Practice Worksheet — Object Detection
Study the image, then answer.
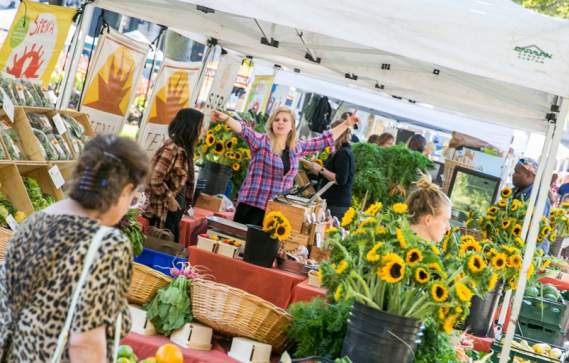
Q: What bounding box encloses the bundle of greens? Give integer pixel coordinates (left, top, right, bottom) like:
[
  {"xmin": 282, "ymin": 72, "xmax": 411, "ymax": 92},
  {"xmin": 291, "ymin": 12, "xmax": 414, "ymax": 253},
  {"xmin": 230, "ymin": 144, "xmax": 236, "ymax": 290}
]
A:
[
  {"xmin": 414, "ymin": 319, "xmax": 461, "ymax": 363},
  {"xmin": 287, "ymin": 298, "xmax": 352, "ymax": 359},
  {"xmin": 0, "ymin": 73, "xmax": 51, "ymax": 107},
  {"xmin": 117, "ymin": 209, "xmax": 144, "ymax": 256},
  {"xmin": 145, "ymin": 273, "xmax": 193, "ymax": 336},
  {"xmin": 24, "ymin": 177, "xmax": 54, "ymax": 211},
  {"xmin": 0, "ymin": 120, "xmax": 24, "ymax": 160},
  {"xmin": 351, "ymin": 143, "xmax": 433, "ymax": 207},
  {"xmin": 0, "ymin": 192, "xmax": 16, "ymax": 228},
  {"xmin": 61, "ymin": 114, "xmax": 86, "ymax": 154}
]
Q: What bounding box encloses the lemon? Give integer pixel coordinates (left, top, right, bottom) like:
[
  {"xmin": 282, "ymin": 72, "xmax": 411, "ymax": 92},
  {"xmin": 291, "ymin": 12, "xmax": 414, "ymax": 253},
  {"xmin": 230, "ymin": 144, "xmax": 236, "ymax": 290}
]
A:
[{"xmin": 14, "ymin": 211, "xmax": 26, "ymax": 223}]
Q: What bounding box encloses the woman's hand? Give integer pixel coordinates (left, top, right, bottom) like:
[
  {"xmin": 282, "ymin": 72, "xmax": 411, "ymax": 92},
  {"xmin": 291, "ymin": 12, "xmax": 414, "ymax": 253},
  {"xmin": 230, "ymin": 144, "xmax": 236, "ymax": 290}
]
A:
[
  {"xmin": 167, "ymin": 196, "xmax": 180, "ymax": 212},
  {"xmin": 344, "ymin": 112, "xmax": 359, "ymax": 127},
  {"xmin": 211, "ymin": 110, "xmax": 230, "ymax": 123},
  {"xmin": 305, "ymin": 161, "xmax": 323, "ymax": 175}
]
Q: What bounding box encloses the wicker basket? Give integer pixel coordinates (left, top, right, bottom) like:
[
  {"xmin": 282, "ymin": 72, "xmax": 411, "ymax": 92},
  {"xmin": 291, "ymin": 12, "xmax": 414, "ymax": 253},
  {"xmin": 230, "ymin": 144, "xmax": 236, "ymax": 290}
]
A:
[
  {"xmin": 190, "ymin": 279, "xmax": 292, "ymax": 352},
  {"xmin": 0, "ymin": 227, "xmax": 12, "ymax": 261},
  {"xmin": 127, "ymin": 262, "xmax": 172, "ymax": 305}
]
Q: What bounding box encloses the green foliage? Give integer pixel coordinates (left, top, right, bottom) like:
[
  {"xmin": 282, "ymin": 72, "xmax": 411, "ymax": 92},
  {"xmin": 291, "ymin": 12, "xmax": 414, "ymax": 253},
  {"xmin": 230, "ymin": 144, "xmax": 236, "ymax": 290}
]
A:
[
  {"xmin": 117, "ymin": 209, "xmax": 145, "ymax": 257},
  {"xmin": 513, "ymin": 0, "xmax": 569, "ymax": 18},
  {"xmin": 352, "ymin": 143, "xmax": 433, "ymax": 206},
  {"xmin": 287, "ymin": 298, "xmax": 352, "ymax": 359},
  {"xmin": 414, "ymin": 319, "xmax": 461, "ymax": 363},
  {"xmin": 24, "ymin": 177, "xmax": 53, "ymax": 211},
  {"xmin": 145, "ymin": 276, "xmax": 192, "ymax": 336}
]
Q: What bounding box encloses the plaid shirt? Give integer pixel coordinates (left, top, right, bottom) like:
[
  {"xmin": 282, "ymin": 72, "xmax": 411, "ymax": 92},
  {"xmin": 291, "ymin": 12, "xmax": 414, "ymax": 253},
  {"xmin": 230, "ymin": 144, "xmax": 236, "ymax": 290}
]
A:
[
  {"xmin": 144, "ymin": 139, "xmax": 194, "ymax": 227},
  {"xmin": 238, "ymin": 121, "xmax": 334, "ymax": 210}
]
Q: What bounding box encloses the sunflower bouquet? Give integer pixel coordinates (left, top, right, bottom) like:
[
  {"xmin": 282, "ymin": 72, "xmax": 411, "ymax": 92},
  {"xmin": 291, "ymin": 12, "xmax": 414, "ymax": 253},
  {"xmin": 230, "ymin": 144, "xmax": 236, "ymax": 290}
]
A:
[
  {"xmin": 303, "ymin": 146, "xmax": 332, "ymax": 169},
  {"xmin": 262, "ymin": 211, "xmax": 293, "ymax": 241},
  {"xmin": 320, "ymin": 202, "xmax": 484, "ymax": 334}
]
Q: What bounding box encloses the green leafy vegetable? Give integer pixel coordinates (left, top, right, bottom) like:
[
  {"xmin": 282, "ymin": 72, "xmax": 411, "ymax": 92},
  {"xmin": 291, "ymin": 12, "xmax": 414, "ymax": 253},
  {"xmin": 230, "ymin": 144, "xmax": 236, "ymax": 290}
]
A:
[
  {"xmin": 145, "ymin": 276, "xmax": 192, "ymax": 336},
  {"xmin": 414, "ymin": 319, "xmax": 461, "ymax": 363},
  {"xmin": 117, "ymin": 208, "xmax": 144, "ymax": 256},
  {"xmin": 287, "ymin": 298, "xmax": 351, "ymax": 358},
  {"xmin": 24, "ymin": 177, "xmax": 53, "ymax": 211}
]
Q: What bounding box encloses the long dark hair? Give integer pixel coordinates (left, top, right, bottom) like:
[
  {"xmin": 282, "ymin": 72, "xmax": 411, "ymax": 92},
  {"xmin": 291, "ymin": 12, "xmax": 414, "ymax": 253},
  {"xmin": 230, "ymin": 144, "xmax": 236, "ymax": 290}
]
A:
[{"xmin": 168, "ymin": 108, "xmax": 204, "ymax": 153}]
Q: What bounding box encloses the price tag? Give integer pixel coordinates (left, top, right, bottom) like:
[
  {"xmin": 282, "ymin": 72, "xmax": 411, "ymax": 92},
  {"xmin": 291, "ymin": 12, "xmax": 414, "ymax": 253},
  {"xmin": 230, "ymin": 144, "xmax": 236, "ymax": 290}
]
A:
[
  {"xmin": 47, "ymin": 90, "xmax": 58, "ymax": 105},
  {"xmin": 5, "ymin": 214, "xmax": 18, "ymax": 231},
  {"xmin": 2, "ymin": 90, "xmax": 14, "ymax": 123},
  {"xmin": 49, "ymin": 165, "xmax": 65, "ymax": 189},
  {"xmin": 52, "ymin": 114, "xmax": 67, "ymax": 135}
]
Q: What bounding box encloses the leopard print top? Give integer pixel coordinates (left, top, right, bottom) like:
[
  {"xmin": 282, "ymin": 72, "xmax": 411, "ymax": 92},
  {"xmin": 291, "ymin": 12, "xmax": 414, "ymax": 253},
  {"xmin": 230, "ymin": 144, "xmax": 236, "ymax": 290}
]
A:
[{"xmin": 0, "ymin": 212, "xmax": 132, "ymax": 362}]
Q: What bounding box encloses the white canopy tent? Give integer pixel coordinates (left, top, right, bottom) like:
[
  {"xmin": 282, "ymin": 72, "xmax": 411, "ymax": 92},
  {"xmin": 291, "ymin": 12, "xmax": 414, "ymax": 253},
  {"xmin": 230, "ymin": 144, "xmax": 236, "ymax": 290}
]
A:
[{"xmin": 82, "ymin": 0, "xmax": 569, "ymax": 360}]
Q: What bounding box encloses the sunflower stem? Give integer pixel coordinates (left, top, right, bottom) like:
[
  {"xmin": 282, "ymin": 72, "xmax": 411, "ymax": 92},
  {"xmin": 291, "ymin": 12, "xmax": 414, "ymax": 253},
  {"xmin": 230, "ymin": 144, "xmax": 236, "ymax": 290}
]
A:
[
  {"xmin": 350, "ymin": 271, "xmax": 373, "ymax": 300},
  {"xmin": 405, "ymin": 294, "xmax": 429, "ymax": 317},
  {"xmin": 351, "ymin": 290, "xmax": 381, "ymax": 310}
]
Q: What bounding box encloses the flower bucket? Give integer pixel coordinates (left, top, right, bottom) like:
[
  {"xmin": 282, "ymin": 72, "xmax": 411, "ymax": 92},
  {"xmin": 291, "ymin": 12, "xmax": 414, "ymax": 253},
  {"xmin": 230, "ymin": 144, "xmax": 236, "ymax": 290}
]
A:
[
  {"xmin": 196, "ymin": 160, "xmax": 232, "ymax": 196},
  {"xmin": 342, "ymin": 301, "xmax": 423, "ymax": 363},
  {"xmin": 464, "ymin": 283, "xmax": 502, "ymax": 337},
  {"xmin": 244, "ymin": 225, "xmax": 280, "ymax": 268}
]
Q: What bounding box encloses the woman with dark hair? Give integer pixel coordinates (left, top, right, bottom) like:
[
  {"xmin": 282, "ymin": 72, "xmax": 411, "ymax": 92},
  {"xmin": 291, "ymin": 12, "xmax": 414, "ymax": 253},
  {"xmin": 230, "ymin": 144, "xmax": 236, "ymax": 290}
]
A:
[
  {"xmin": 0, "ymin": 135, "xmax": 149, "ymax": 362},
  {"xmin": 144, "ymin": 108, "xmax": 204, "ymax": 241},
  {"xmin": 408, "ymin": 133, "xmax": 427, "ymax": 153}
]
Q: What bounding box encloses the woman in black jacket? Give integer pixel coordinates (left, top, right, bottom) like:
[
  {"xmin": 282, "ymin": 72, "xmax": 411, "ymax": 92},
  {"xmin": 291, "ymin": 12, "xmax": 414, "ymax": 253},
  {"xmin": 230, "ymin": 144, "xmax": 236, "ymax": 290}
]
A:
[{"xmin": 305, "ymin": 120, "xmax": 356, "ymax": 219}]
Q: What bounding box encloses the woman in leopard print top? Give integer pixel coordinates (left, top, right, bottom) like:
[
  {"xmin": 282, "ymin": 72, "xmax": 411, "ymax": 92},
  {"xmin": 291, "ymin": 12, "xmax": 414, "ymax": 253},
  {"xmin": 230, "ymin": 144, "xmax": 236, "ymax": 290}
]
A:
[{"xmin": 0, "ymin": 135, "xmax": 149, "ymax": 363}]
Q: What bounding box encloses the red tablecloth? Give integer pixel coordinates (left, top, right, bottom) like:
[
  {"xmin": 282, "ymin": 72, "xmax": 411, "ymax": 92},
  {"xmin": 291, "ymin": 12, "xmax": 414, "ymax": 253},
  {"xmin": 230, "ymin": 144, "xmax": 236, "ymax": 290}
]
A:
[
  {"xmin": 189, "ymin": 246, "xmax": 305, "ymax": 308},
  {"xmin": 122, "ymin": 333, "xmax": 238, "ymax": 363},
  {"xmin": 290, "ymin": 280, "xmax": 327, "ymax": 305},
  {"xmin": 539, "ymin": 276, "xmax": 569, "ymax": 291},
  {"xmin": 467, "ymin": 334, "xmax": 493, "ymax": 353},
  {"xmin": 179, "ymin": 208, "xmax": 235, "ymax": 247}
]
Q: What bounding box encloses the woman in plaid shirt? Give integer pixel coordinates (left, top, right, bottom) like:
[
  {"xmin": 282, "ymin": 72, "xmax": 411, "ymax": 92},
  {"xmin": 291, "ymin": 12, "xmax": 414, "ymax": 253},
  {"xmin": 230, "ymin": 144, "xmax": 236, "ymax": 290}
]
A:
[{"xmin": 212, "ymin": 107, "xmax": 358, "ymax": 226}]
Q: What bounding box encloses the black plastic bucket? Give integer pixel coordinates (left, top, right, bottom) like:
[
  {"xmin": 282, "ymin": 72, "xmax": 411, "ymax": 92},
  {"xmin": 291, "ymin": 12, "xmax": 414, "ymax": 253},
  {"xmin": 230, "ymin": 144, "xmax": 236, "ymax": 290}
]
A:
[
  {"xmin": 464, "ymin": 284, "xmax": 502, "ymax": 337},
  {"xmin": 342, "ymin": 302, "xmax": 423, "ymax": 363},
  {"xmin": 243, "ymin": 225, "xmax": 280, "ymax": 268},
  {"xmin": 196, "ymin": 161, "xmax": 233, "ymax": 196}
]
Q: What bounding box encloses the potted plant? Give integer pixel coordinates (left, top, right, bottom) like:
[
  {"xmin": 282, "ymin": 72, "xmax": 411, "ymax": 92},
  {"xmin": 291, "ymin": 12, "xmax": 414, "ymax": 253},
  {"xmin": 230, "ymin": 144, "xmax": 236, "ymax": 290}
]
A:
[
  {"xmin": 320, "ymin": 202, "xmax": 497, "ymax": 363},
  {"xmin": 244, "ymin": 211, "xmax": 292, "ymax": 268}
]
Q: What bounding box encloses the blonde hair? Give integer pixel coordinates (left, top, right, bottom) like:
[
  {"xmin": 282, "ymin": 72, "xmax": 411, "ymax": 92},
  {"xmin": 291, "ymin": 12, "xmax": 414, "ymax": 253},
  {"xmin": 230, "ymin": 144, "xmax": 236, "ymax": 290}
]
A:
[
  {"xmin": 331, "ymin": 120, "xmax": 350, "ymax": 148},
  {"xmin": 266, "ymin": 106, "xmax": 297, "ymax": 151},
  {"xmin": 406, "ymin": 174, "xmax": 451, "ymax": 224}
]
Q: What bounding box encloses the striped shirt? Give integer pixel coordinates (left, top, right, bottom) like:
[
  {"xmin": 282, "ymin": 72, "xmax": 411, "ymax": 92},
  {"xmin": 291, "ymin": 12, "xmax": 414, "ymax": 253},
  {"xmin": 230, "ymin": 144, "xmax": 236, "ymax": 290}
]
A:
[{"xmin": 237, "ymin": 121, "xmax": 334, "ymax": 210}]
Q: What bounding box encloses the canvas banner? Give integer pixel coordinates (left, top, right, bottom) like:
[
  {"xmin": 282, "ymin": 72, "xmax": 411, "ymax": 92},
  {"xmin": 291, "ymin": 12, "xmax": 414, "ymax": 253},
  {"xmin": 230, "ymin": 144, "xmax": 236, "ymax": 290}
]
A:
[
  {"xmin": 243, "ymin": 74, "xmax": 274, "ymax": 113},
  {"xmin": 80, "ymin": 29, "xmax": 148, "ymax": 134},
  {"xmin": 0, "ymin": 2, "xmax": 76, "ymax": 86},
  {"xmin": 138, "ymin": 58, "xmax": 202, "ymax": 153}
]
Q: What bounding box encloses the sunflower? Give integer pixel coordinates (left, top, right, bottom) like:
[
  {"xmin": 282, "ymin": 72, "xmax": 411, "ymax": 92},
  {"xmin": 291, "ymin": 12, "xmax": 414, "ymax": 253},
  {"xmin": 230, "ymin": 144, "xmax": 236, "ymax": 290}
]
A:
[
  {"xmin": 431, "ymin": 282, "xmax": 449, "ymax": 302},
  {"xmin": 366, "ymin": 243, "xmax": 383, "ymax": 262},
  {"xmin": 213, "ymin": 141, "xmax": 225, "ymax": 155},
  {"xmin": 562, "ymin": 201, "xmax": 569, "ymax": 209},
  {"xmin": 501, "ymin": 220, "xmax": 512, "ymax": 230},
  {"xmin": 491, "ymin": 253, "xmax": 507, "ymax": 270},
  {"xmin": 324, "ymin": 146, "xmax": 331, "ymax": 153},
  {"xmin": 334, "ymin": 285, "xmax": 343, "ymax": 301},
  {"xmin": 508, "ymin": 277, "xmax": 518, "ymax": 290},
  {"xmin": 378, "ymin": 258, "xmax": 406, "ymax": 283},
  {"xmin": 443, "ymin": 315, "xmax": 457, "ymax": 334},
  {"xmin": 232, "ymin": 163, "xmax": 241, "ymax": 172},
  {"xmin": 341, "ymin": 207, "xmax": 356, "ymax": 227},
  {"xmin": 497, "ymin": 199, "xmax": 507, "ymax": 208},
  {"xmin": 200, "ymin": 144, "xmax": 208, "ymax": 154},
  {"xmin": 487, "ymin": 206, "xmax": 498, "ymax": 215},
  {"xmin": 460, "ymin": 235, "xmax": 476, "ymax": 244},
  {"xmin": 507, "ymin": 254, "xmax": 522, "ymax": 269},
  {"xmin": 226, "ymin": 151, "xmax": 235, "ymax": 159},
  {"xmin": 428, "ymin": 262, "xmax": 444, "ymax": 274},
  {"xmin": 414, "ymin": 267, "xmax": 430, "ymax": 284},
  {"xmin": 455, "ymin": 282, "xmax": 474, "ymax": 302},
  {"xmin": 540, "ymin": 226, "xmax": 552, "ymax": 237},
  {"xmin": 406, "ymin": 248, "xmax": 423, "ymax": 265},
  {"xmin": 392, "ymin": 203, "xmax": 408, "ymax": 214},
  {"xmin": 326, "ymin": 227, "xmax": 339, "ymax": 235},
  {"xmin": 365, "ymin": 202, "xmax": 383, "ymax": 216},
  {"xmin": 335, "ymin": 260, "xmax": 349, "ymax": 274},
  {"xmin": 540, "ymin": 260, "xmax": 552, "ymax": 272},
  {"xmin": 550, "ymin": 232, "xmax": 558, "ymax": 242},
  {"xmin": 527, "ymin": 263, "xmax": 535, "ymax": 278},
  {"xmin": 438, "ymin": 305, "xmax": 450, "ymax": 321},
  {"xmin": 396, "ymin": 228, "xmax": 407, "ymax": 248},
  {"xmin": 314, "ymin": 159, "xmax": 324, "ymax": 167},
  {"xmin": 214, "ymin": 124, "xmax": 222, "ymax": 132},
  {"xmin": 511, "ymin": 199, "xmax": 522, "ymax": 211},
  {"xmin": 441, "ymin": 238, "xmax": 449, "ymax": 253},
  {"xmin": 375, "ymin": 225, "xmax": 387, "ymax": 235},
  {"xmin": 431, "ymin": 245, "xmax": 441, "ymax": 256},
  {"xmin": 467, "ymin": 254, "xmax": 486, "ymax": 273},
  {"xmin": 224, "ymin": 124, "xmax": 231, "ymax": 131},
  {"xmin": 488, "ymin": 272, "xmax": 498, "ymax": 291},
  {"xmin": 459, "ymin": 239, "xmax": 482, "ymax": 257},
  {"xmin": 515, "ymin": 237, "xmax": 525, "ymax": 247},
  {"xmin": 234, "ymin": 152, "xmax": 242, "ymax": 161},
  {"xmin": 205, "ymin": 134, "xmax": 215, "ymax": 146},
  {"xmin": 360, "ymin": 217, "xmax": 378, "ymax": 229},
  {"xmin": 512, "ymin": 224, "xmax": 522, "ymax": 237},
  {"xmin": 501, "ymin": 187, "xmax": 512, "ymax": 199},
  {"xmin": 556, "ymin": 208, "xmax": 566, "ymax": 217},
  {"xmin": 444, "ymin": 229, "xmax": 452, "ymax": 239}
]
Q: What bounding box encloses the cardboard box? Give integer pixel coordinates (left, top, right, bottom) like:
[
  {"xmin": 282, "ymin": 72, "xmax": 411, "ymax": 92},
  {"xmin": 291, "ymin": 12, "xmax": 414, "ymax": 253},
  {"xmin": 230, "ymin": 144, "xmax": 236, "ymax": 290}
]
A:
[
  {"xmin": 266, "ymin": 200, "xmax": 311, "ymax": 233},
  {"xmin": 195, "ymin": 193, "xmax": 223, "ymax": 212},
  {"xmin": 310, "ymin": 246, "xmax": 331, "ymax": 262},
  {"xmin": 197, "ymin": 235, "xmax": 218, "ymax": 253},
  {"xmin": 216, "ymin": 242, "xmax": 239, "ymax": 259},
  {"xmin": 282, "ymin": 232, "xmax": 310, "ymax": 253}
]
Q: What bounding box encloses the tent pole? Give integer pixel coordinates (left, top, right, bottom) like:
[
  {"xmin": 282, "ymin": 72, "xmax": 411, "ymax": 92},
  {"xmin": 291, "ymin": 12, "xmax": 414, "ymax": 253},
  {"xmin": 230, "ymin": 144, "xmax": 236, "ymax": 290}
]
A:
[
  {"xmin": 57, "ymin": 3, "xmax": 95, "ymax": 110},
  {"xmin": 499, "ymin": 98, "xmax": 568, "ymax": 362},
  {"xmin": 191, "ymin": 43, "xmax": 217, "ymax": 107}
]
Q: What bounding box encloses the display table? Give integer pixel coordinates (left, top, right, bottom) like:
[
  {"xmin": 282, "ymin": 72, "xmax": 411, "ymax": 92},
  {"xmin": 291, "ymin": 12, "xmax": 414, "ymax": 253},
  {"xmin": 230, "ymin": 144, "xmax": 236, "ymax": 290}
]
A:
[
  {"xmin": 290, "ymin": 280, "xmax": 327, "ymax": 304},
  {"xmin": 189, "ymin": 246, "xmax": 305, "ymax": 308},
  {"xmin": 122, "ymin": 333, "xmax": 239, "ymax": 363},
  {"xmin": 179, "ymin": 208, "xmax": 234, "ymax": 247}
]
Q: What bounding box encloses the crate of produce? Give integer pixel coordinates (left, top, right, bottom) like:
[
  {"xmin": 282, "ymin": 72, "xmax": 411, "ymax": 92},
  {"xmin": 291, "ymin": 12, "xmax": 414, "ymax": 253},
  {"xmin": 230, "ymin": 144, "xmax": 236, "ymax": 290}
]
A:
[
  {"xmin": 133, "ymin": 247, "xmax": 187, "ymax": 277},
  {"xmin": 520, "ymin": 297, "xmax": 568, "ymax": 330},
  {"xmin": 0, "ymin": 163, "xmax": 33, "ymax": 217},
  {"xmin": 491, "ymin": 335, "xmax": 566, "ymax": 363},
  {"xmin": 516, "ymin": 318, "xmax": 562, "ymax": 346},
  {"xmin": 18, "ymin": 164, "xmax": 63, "ymax": 209}
]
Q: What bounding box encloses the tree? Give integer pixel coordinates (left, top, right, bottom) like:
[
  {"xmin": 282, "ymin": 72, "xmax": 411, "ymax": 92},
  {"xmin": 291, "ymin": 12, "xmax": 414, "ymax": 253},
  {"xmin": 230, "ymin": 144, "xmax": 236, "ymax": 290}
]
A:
[{"xmin": 513, "ymin": 0, "xmax": 569, "ymax": 18}]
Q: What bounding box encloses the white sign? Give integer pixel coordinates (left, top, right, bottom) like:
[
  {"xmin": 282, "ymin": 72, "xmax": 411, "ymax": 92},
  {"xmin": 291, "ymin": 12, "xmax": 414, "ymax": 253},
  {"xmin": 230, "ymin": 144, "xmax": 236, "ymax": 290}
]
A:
[
  {"xmin": 2, "ymin": 89, "xmax": 15, "ymax": 123},
  {"xmin": 5, "ymin": 214, "xmax": 18, "ymax": 231},
  {"xmin": 48, "ymin": 165, "xmax": 65, "ymax": 189},
  {"xmin": 52, "ymin": 114, "xmax": 67, "ymax": 135}
]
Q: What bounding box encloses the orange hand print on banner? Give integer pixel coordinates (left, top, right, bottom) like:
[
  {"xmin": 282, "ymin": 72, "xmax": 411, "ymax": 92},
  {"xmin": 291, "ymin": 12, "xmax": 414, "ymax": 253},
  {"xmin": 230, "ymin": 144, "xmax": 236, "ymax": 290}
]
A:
[
  {"xmin": 6, "ymin": 44, "xmax": 45, "ymax": 78},
  {"xmin": 148, "ymin": 71, "xmax": 190, "ymax": 125},
  {"xmin": 83, "ymin": 46, "xmax": 134, "ymax": 115}
]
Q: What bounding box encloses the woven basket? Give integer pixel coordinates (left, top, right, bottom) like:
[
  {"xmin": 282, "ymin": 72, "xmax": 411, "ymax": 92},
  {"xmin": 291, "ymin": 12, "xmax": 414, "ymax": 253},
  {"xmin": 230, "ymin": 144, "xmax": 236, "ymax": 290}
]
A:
[
  {"xmin": 127, "ymin": 262, "xmax": 172, "ymax": 305},
  {"xmin": 0, "ymin": 227, "xmax": 12, "ymax": 261},
  {"xmin": 190, "ymin": 279, "xmax": 292, "ymax": 352}
]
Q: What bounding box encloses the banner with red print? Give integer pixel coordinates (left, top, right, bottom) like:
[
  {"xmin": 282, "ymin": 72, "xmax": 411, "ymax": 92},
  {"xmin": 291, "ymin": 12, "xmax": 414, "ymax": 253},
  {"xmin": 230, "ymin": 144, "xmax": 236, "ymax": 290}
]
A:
[{"xmin": 0, "ymin": 2, "xmax": 76, "ymax": 87}]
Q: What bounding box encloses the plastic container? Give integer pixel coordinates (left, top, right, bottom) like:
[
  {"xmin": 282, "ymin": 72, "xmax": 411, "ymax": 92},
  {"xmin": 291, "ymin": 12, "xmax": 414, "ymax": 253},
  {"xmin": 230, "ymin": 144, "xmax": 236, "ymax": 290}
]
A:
[
  {"xmin": 516, "ymin": 317, "xmax": 562, "ymax": 346},
  {"xmin": 491, "ymin": 335, "xmax": 566, "ymax": 363},
  {"xmin": 196, "ymin": 161, "xmax": 232, "ymax": 196},
  {"xmin": 133, "ymin": 247, "xmax": 187, "ymax": 277},
  {"xmin": 244, "ymin": 225, "xmax": 280, "ymax": 268},
  {"xmin": 520, "ymin": 297, "xmax": 568, "ymax": 330}
]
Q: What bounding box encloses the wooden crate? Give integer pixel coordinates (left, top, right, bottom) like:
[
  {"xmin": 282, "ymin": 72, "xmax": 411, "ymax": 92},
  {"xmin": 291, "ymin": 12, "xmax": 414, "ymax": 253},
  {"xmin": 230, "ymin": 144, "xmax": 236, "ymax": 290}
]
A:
[
  {"xmin": 17, "ymin": 163, "xmax": 64, "ymax": 202},
  {"xmin": 0, "ymin": 227, "xmax": 12, "ymax": 260},
  {"xmin": 195, "ymin": 193, "xmax": 223, "ymax": 212},
  {"xmin": 282, "ymin": 231, "xmax": 310, "ymax": 253},
  {"xmin": 60, "ymin": 109, "xmax": 95, "ymax": 137},
  {"xmin": 0, "ymin": 163, "xmax": 33, "ymax": 215},
  {"xmin": 48, "ymin": 160, "xmax": 77, "ymax": 192},
  {"xmin": 266, "ymin": 200, "xmax": 311, "ymax": 233},
  {"xmin": 309, "ymin": 246, "xmax": 330, "ymax": 262}
]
